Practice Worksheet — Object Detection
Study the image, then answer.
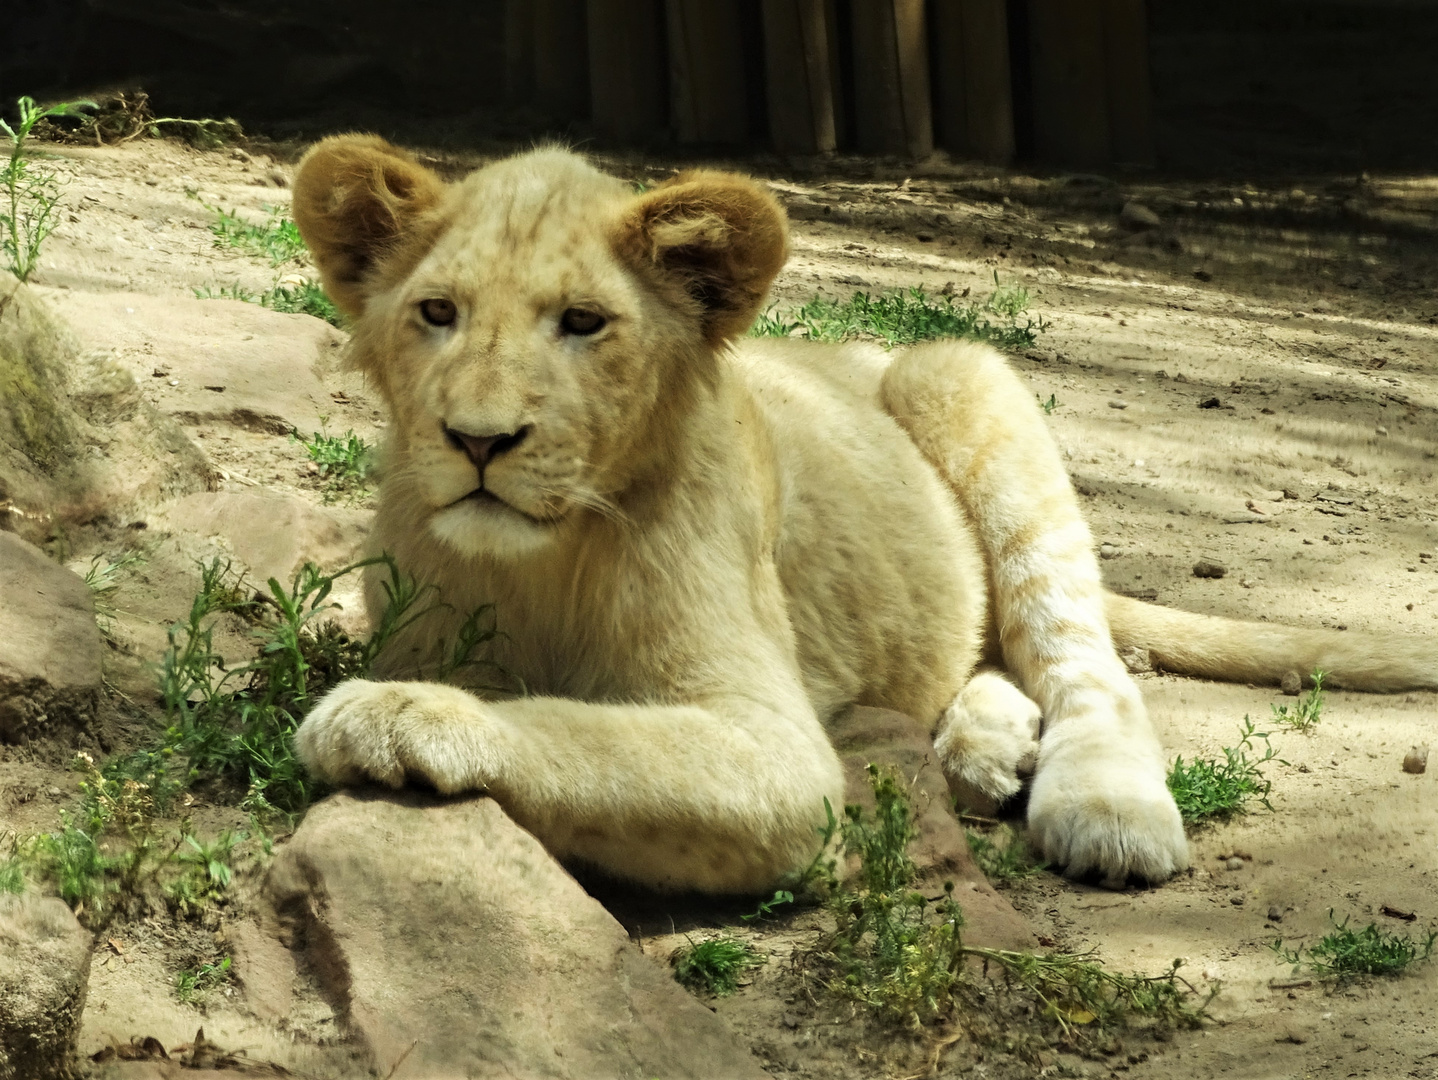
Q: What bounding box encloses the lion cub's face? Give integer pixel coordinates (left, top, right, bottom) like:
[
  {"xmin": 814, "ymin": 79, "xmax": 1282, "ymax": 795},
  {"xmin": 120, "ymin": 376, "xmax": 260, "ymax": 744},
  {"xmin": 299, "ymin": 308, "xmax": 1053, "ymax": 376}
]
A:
[{"xmin": 294, "ymin": 139, "xmax": 788, "ymax": 561}]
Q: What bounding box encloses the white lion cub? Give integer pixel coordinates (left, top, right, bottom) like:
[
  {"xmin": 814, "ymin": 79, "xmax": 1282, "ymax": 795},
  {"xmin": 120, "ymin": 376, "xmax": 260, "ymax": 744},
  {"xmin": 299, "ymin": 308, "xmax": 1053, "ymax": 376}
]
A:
[{"xmin": 289, "ymin": 136, "xmax": 1435, "ymax": 893}]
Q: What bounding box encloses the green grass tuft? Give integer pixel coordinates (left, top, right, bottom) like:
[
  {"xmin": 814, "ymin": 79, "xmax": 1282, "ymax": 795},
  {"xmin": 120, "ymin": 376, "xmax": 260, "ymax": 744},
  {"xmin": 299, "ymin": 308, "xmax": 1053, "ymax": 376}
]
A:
[
  {"xmin": 202, "ymin": 202, "xmax": 306, "ymax": 266},
  {"xmin": 1167, "ymin": 717, "xmax": 1279, "ymax": 826},
  {"xmin": 672, "ymin": 936, "xmax": 766, "ymax": 996},
  {"xmin": 1036, "ymin": 393, "xmax": 1060, "ymax": 415},
  {"xmin": 291, "ymin": 424, "xmax": 374, "ymax": 496},
  {"xmin": 1273, "ymin": 912, "xmax": 1437, "ymax": 980},
  {"xmin": 194, "ymin": 279, "xmax": 342, "ymax": 327},
  {"xmin": 175, "ymin": 956, "xmax": 232, "ymax": 1004},
  {"xmin": 1270, "ymin": 669, "xmax": 1326, "ymax": 734},
  {"xmin": 750, "ymin": 279, "xmax": 1048, "ymax": 350}
]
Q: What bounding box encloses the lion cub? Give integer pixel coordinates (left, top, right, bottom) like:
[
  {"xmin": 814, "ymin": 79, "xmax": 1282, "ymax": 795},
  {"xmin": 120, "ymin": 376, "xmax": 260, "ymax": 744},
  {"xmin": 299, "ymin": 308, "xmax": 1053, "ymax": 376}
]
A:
[{"xmin": 290, "ymin": 137, "xmax": 1435, "ymax": 893}]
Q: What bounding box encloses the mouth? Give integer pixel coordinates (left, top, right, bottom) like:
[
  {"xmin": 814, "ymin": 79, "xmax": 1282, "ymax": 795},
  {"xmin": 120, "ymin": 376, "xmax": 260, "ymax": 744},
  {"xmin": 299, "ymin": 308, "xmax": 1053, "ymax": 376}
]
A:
[{"xmin": 453, "ymin": 486, "xmax": 548, "ymax": 526}]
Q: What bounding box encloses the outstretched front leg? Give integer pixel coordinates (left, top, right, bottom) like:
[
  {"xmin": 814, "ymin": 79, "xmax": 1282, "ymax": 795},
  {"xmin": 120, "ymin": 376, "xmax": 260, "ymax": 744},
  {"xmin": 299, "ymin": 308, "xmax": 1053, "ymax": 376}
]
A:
[
  {"xmin": 295, "ymin": 679, "xmax": 844, "ymax": 894},
  {"xmin": 883, "ymin": 340, "xmax": 1187, "ymax": 887}
]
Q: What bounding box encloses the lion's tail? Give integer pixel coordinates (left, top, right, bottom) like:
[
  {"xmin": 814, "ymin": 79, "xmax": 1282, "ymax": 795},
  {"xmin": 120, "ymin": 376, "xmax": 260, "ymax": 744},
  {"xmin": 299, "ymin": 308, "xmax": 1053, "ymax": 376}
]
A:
[{"xmin": 1105, "ymin": 593, "xmax": 1437, "ymax": 692}]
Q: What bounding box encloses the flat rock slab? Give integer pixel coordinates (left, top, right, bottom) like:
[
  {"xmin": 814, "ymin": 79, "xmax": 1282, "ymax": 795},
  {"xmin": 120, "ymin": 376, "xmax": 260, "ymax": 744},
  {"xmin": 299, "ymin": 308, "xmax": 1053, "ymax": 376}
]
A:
[
  {"xmin": 0, "ymin": 531, "xmax": 103, "ymax": 742},
  {"xmin": 153, "ymin": 491, "xmax": 371, "ymax": 588},
  {"xmin": 831, "ymin": 706, "xmax": 1035, "ymax": 951},
  {"xmin": 0, "ymin": 894, "xmax": 94, "ymax": 1080},
  {"xmin": 44, "ymin": 292, "xmax": 346, "ymax": 436},
  {"xmin": 266, "ymin": 791, "xmax": 768, "ymax": 1080}
]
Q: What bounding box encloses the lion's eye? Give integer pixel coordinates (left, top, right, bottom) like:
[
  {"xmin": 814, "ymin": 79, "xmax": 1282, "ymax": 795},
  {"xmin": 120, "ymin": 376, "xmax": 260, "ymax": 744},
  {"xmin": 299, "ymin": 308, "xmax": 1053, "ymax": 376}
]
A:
[
  {"xmin": 560, "ymin": 307, "xmax": 606, "ymax": 336},
  {"xmin": 420, "ymin": 298, "xmax": 457, "ymax": 327}
]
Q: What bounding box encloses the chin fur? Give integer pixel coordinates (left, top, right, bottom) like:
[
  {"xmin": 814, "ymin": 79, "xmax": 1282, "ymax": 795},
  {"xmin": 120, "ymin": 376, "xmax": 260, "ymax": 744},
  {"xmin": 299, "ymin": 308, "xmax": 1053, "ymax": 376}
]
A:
[{"xmin": 431, "ymin": 498, "xmax": 556, "ymax": 559}]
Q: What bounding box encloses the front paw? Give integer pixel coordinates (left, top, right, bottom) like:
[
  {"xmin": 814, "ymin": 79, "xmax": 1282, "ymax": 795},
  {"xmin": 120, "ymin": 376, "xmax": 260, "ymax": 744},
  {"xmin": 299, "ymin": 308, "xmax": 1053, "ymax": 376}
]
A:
[
  {"xmin": 295, "ymin": 679, "xmax": 499, "ymax": 794},
  {"xmin": 1027, "ymin": 723, "xmax": 1188, "ymax": 889}
]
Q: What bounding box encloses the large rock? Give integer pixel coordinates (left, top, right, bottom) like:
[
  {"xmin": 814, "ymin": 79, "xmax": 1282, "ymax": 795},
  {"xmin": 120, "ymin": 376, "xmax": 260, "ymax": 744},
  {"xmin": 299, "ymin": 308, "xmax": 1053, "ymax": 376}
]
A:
[
  {"xmin": 0, "ymin": 273, "xmax": 211, "ymax": 544},
  {"xmin": 265, "ymin": 791, "xmax": 769, "ymax": 1080},
  {"xmin": 0, "ymin": 532, "xmax": 103, "ymax": 743},
  {"xmin": 0, "ymin": 894, "xmax": 94, "ymax": 1080},
  {"xmin": 830, "ymin": 706, "xmax": 1035, "ymax": 951},
  {"xmin": 45, "ymin": 292, "xmax": 351, "ymax": 437},
  {"xmin": 153, "ymin": 491, "xmax": 371, "ymax": 588}
]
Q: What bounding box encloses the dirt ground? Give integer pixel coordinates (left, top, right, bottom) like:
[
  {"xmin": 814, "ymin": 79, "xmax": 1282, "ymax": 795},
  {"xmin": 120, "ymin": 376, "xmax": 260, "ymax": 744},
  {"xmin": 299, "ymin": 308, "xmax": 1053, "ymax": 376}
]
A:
[{"xmin": 5, "ymin": 133, "xmax": 1437, "ymax": 1079}]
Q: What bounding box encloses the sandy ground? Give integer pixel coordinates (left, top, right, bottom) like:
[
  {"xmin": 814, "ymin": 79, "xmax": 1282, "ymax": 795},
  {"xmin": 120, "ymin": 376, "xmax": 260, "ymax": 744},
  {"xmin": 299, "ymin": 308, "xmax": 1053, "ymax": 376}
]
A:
[{"xmin": 3, "ymin": 133, "xmax": 1437, "ymax": 1078}]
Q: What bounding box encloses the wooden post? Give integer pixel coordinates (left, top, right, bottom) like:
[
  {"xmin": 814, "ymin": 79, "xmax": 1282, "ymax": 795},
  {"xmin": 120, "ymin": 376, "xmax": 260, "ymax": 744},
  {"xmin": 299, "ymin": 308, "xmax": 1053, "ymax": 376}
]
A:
[
  {"xmin": 587, "ymin": 0, "xmax": 667, "ymax": 141},
  {"xmin": 760, "ymin": 0, "xmax": 837, "ymax": 153},
  {"xmin": 667, "ymin": 0, "xmax": 749, "ymax": 144},
  {"xmin": 850, "ymin": 0, "xmax": 933, "ymax": 158},
  {"xmin": 929, "ymin": 0, "xmax": 1014, "ymax": 163},
  {"xmin": 1025, "ymin": 0, "xmax": 1110, "ymax": 167},
  {"xmin": 533, "ymin": 0, "xmax": 590, "ymax": 120},
  {"xmin": 1102, "ymin": 0, "xmax": 1154, "ymax": 165}
]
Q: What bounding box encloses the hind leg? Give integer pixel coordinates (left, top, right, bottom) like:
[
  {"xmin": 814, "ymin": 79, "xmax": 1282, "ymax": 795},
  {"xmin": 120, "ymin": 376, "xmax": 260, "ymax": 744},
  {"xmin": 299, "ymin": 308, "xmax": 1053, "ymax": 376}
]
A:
[
  {"xmin": 883, "ymin": 340, "xmax": 1187, "ymax": 887},
  {"xmin": 936, "ymin": 670, "xmax": 1041, "ymax": 815}
]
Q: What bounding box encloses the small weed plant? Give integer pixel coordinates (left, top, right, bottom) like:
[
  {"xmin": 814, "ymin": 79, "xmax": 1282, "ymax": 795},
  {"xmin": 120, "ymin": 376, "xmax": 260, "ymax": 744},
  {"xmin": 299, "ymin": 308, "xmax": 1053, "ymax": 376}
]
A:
[
  {"xmin": 1167, "ymin": 717, "xmax": 1280, "ymax": 826},
  {"xmin": 10, "ymin": 554, "xmax": 502, "ymax": 924},
  {"xmin": 2, "ymin": 95, "xmax": 95, "ymax": 280},
  {"xmin": 1037, "ymin": 393, "xmax": 1060, "ymax": 415},
  {"xmin": 1273, "ymin": 911, "xmax": 1437, "ymax": 981},
  {"xmin": 1271, "ymin": 670, "xmax": 1326, "ymax": 734},
  {"xmin": 799, "ymin": 766, "xmax": 1210, "ymax": 1043},
  {"xmin": 966, "ymin": 825, "xmax": 1046, "ymax": 883},
  {"xmin": 291, "ymin": 424, "xmax": 375, "ymax": 496},
  {"xmin": 751, "ymin": 277, "xmax": 1048, "ymax": 350},
  {"xmin": 672, "ymin": 936, "xmax": 766, "ymax": 996}
]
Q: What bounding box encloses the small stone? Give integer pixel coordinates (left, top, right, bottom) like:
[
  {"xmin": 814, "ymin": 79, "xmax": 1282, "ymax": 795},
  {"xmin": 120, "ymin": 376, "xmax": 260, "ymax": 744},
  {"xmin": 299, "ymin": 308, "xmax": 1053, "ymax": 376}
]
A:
[
  {"xmin": 1193, "ymin": 559, "xmax": 1227, "ymax": 579},
  {"xmin": 1280, "ymin": 671, "xmax": 1303, "ymax": 696},
  {"xmin": 1198, "ymin": 396, "xmax": 1222, "ymax": 409},
  {"xmin": 1268, "ymin": 906, "xmax": 1283, "ymax": 922},
  {"xmin": 1376, "ymin": 426, "xmax": 1388, "ymax": 436},
  {"xmin": 1230, "ymin": 895, "xmax": 1246, "ymax": 905},
  {"xmin": 1120, "ymin": 201, "xmax": 1161, "ymax": 230},
  {"xmin": 1226, "ymin": 857, "xmax": 1244, "ymax": 871},
  {"xmin": 1099, "ymin": 543, "xmax": 1119, "ymax": 560},
  {"xmin": 1108, "ymin": 399, "xmax": 1128, "ymax": 409},
  {"xmin": 267, "ymin": 167, "xmax": 289, "ymax": 188},
  {"xmin": 1403, "ymin": 746, "xmax": 1429, "ymax": 775}
]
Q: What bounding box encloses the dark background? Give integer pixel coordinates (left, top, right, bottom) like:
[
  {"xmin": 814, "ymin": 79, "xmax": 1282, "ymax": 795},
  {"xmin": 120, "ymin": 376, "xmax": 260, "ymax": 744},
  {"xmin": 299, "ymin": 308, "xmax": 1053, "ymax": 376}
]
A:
[{"xmin": 5, "ymin": 0, "xmax": 1438, "ymax": 173}]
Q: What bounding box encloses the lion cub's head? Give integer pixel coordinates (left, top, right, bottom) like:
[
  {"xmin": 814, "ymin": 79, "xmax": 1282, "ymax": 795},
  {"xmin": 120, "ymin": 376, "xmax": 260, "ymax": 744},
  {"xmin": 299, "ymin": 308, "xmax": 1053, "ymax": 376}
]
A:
[{"xmin": 292, "ymin": 136, "xmax": 788, "ymax": 559}]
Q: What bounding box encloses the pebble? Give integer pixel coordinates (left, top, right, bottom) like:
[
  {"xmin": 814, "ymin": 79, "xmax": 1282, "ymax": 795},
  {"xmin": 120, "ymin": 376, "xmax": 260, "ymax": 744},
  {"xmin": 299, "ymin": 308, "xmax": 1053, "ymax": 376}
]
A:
[
  {"xmin": 1193, "ymin": 559, "xmax": 1227, "ymax": 579},
  {"xmin": 1403, "ymin": 745, "xmax": 1429, "ymax": 775},
  {"xmin": 1108, "ymin": 399, "xmax": 1128, "ymax": 409},
  {"xmin": 1120, "ymin": 201, "xmax": 1162, "ymax": 230},
  {"xmin": 1281, "ymin": 671, "xmax": 1303, "ymax": 696},
  {"xmin": 1231, "ymin": 895, "xmax": 1246, "ymax": 905},
  {"xmin": 1226, "ymin": 857, "xmax": 1244, "ymax": 871},
  {"xmin": 1268, "ymin": 906, "xmax": 1283, "ymax": 922},
  {"xmin": 1099, "ymin": 543, "xmax": 1119, "ymax": 560}
]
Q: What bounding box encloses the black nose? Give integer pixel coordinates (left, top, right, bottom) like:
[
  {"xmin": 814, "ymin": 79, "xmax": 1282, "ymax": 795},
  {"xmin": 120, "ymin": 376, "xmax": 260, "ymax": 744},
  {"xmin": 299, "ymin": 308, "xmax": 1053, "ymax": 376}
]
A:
[{"xmin": 444, "ymin": 425, "xmax": 530, "ymax": 469}]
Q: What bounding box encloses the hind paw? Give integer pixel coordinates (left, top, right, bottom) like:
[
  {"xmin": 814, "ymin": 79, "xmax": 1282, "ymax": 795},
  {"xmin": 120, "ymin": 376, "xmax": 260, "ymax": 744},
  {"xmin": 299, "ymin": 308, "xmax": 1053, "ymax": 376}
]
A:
[{"xmin": 935, "ymin": 672, "xmax": 1042, "ymax": 815}]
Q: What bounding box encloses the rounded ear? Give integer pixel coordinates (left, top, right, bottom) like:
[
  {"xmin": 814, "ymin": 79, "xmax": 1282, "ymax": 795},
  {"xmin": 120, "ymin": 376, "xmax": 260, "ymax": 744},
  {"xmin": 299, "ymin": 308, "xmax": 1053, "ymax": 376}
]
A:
[
  {"xmin": 292, "ymin": 134, "xmax": 447, "ymax": 318},
  {"xmin": 613, "ymin": 171, "xmax": 789, "ymax": 344}
]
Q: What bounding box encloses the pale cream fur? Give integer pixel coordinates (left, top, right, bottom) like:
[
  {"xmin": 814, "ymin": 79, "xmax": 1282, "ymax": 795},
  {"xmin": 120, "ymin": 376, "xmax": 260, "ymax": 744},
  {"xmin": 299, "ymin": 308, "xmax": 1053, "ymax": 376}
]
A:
[{"xmin": 290, "ymin": 140, "xmax": 1435, "ymax": 894}]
